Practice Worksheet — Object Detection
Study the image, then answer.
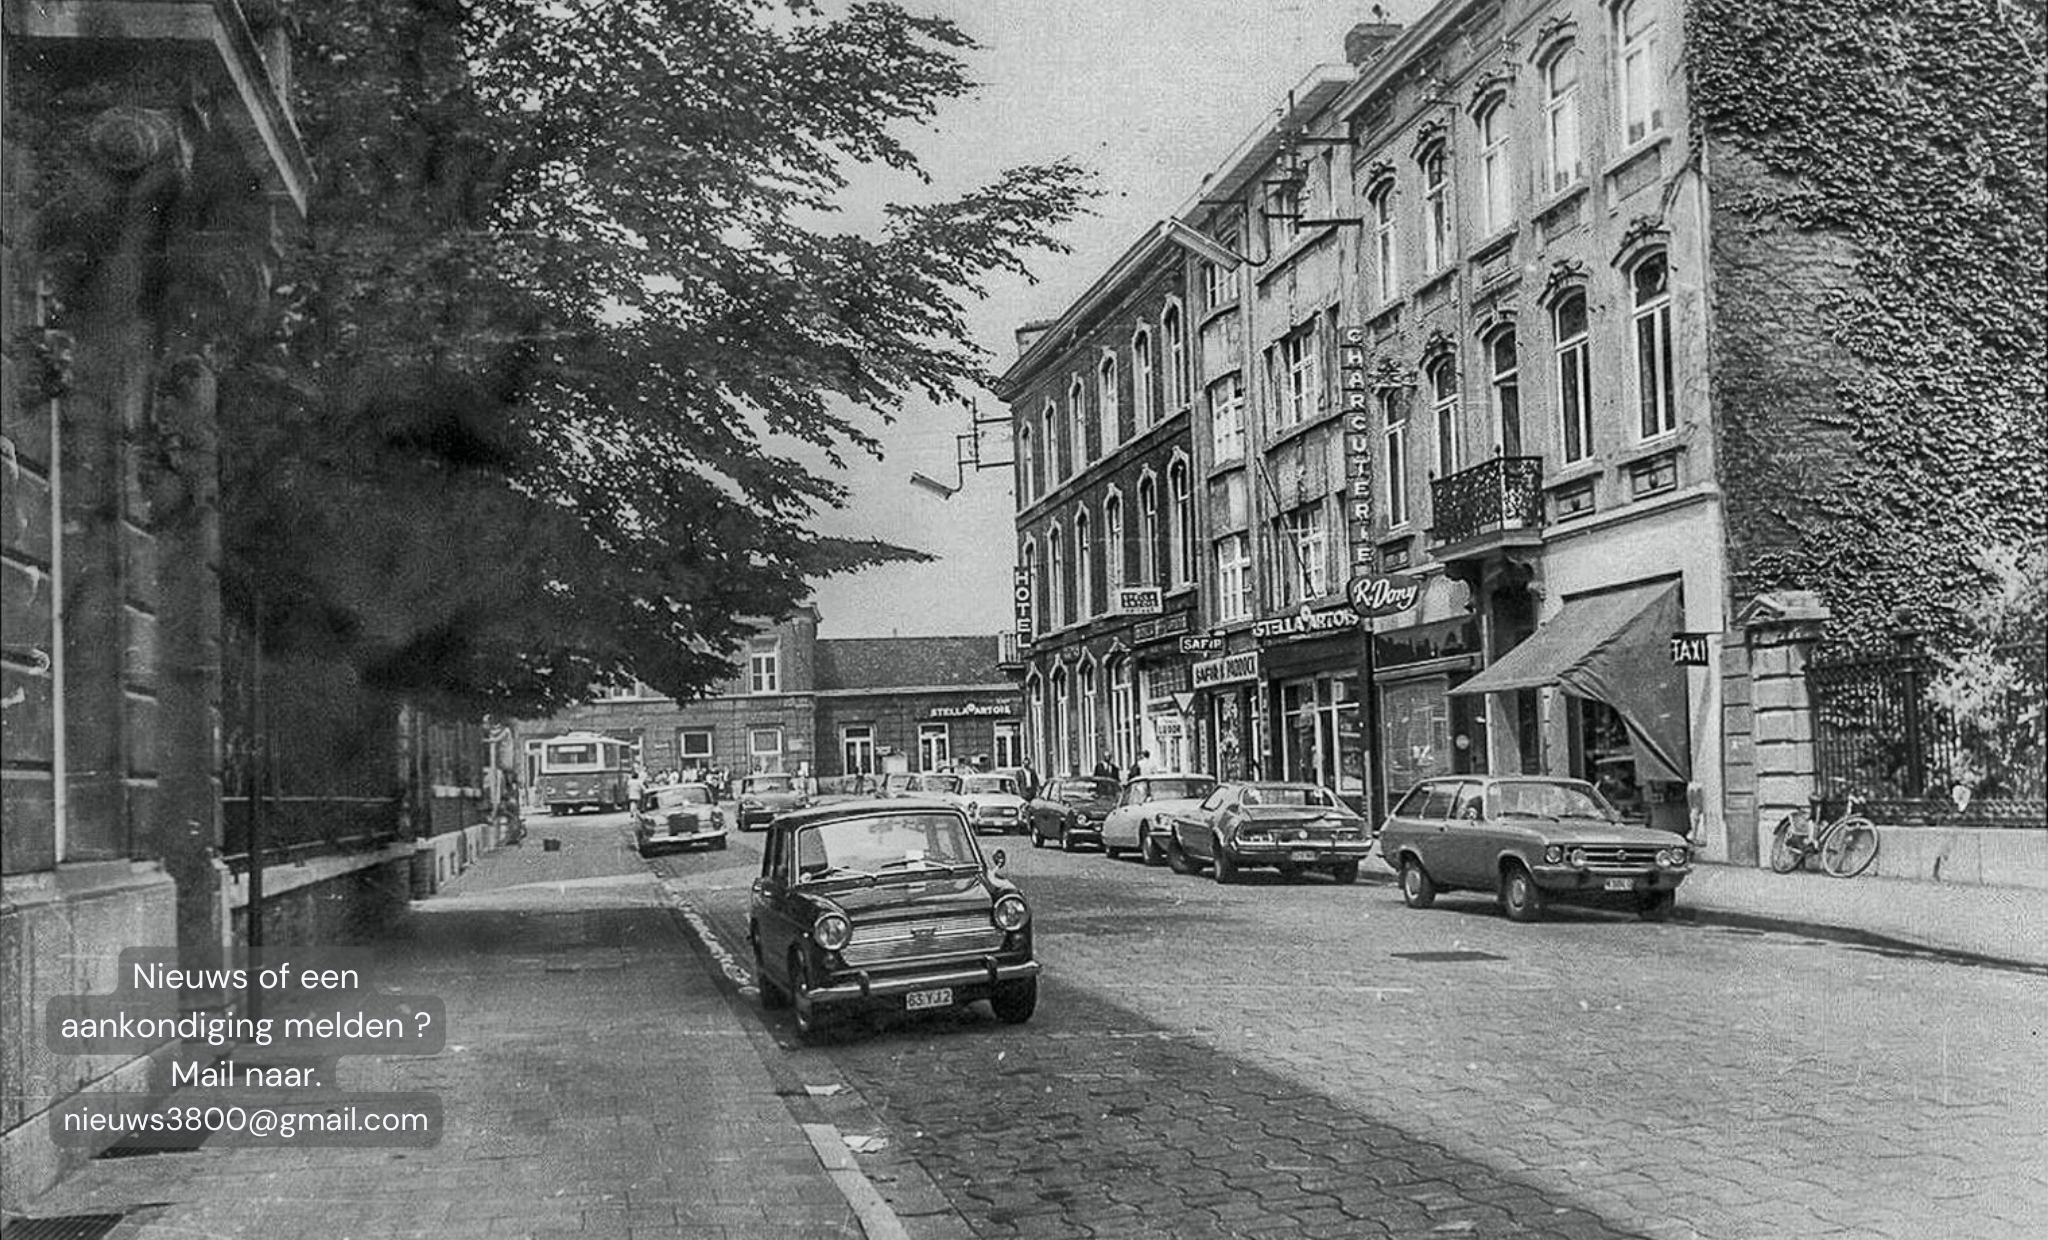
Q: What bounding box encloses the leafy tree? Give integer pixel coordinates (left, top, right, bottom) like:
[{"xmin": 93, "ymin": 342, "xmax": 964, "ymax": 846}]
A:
[
  {"xmin": 223, "ymin": 0, "xmax": 1088, "ymax": 714},
  {"xmin": 1925, "ymin": 540, "xmax": 2047, "ymax": 807}
]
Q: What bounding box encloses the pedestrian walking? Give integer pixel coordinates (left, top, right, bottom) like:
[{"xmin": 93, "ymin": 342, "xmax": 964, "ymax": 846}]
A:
[{"xmin": 1125, "ymin": 750, "xmax": 1150, "ymax": 782}]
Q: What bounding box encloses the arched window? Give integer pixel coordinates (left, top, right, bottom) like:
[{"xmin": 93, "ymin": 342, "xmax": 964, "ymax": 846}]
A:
[
  {"xmin": 1489, "ymin": 329, "xmax": 1523, "ymax": 457},
  {"xmin": 1047, "ymin": 523, "xmax": 1067, "ymax": 628},
  {"xmin": 1074, "ymin": 508, "xmax": 1094, "ymax": 618},
  {"xmin": 1422, "ymin": 146, "xmax": 1451, "ymax": 272},
  {"xmin": 1370, "ymin": 182, "xmax": 1398, "ymax": 303},
  {"xmin": 1132, "ymin": 328, "xmax": 1154, "ymax": 427},
  {"xmin": 1041, "ymin": 399, "xmax": 1060, "ymax": 484},
  {"xmin": 1099, "ymin": 354, "xmax": 1120, "ymax": 449},
  {"xmin": 1069, "ymin": 375, "xmax": 1089, "ymax": 467},
  {"xmin": 1107, "ymin": 657, "xmax": 1137, "ymax": 770},
  {"xmin": 1026, "ymin": 673, "xmax": 1046, "ymax": 773},
  {"xmin": 1050, "ymin": 666, "xmax": 1071, "ymax": 775},
  {"xmin": 1428, "ymin": 357, "xmax": 1461, "ymax": 478},
  {"xmin": 1137, "ymin": 473, "xmax": 1159, "ymax": 586},
  {"xmin": 1103, "ymin": 492, "xmax": 1125, "ymax": 594},
  {"xmin": 1017, "ymin": 422, "xmax": 1036, "ymax": 501},
  {"xmin": 1161, "ymin": 303, "xmax": 1188, "ymax": 412},
  {"xmin": 1631, "ymin": 252, "xmax": 1675, "ymax": 438},
  {"xmin": 1542, "ymin": 44, "xmax": 1583, "ymax": 193},
  {"xmin": 1477, "ymin": 100, "xmax": 1512, "ymax": 234},
  {"xmin": 1168, "ymin": 457, "xmax": 1195, "ymax": 588},
  {"xmin": 1078, "ymin": 659, "xmax": 1099, "ymax": 772},
  {"xmin": 1553, "ymin": 290, "xmax": 1593, "ymax": 463},
  {"xmin": 1616, "ymin": 0, "xmax": 1664, "ymax": 146}
]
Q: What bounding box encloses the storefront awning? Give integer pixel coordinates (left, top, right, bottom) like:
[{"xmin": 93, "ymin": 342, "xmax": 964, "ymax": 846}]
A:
[{"xmin": 1450, "ymin": 580, "xmax": 1690, "ymax": 781}]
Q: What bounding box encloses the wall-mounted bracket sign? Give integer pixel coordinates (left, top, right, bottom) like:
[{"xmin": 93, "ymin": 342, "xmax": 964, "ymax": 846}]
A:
[
  {"xmin": 1178, "ymin": 635, "xmax": 1225, "ymax": 656},
  {"xmin": 1192, "ymin": 651, "xmax": 1260, "ymax": 689},
  {"xmin": 1668, "ymin": 632, "xmax": 1713, "ymax": 666},
  {"xmin": 1346, "ymin": 573, "xmax": 1422, "ymax": 619},
  {"xmin": 1013, "ymin": 566, "xmax": 1034, "ymax": 644},
  {"xmin": 1114, "ymin": 586, "xmax": 1165, "ymax": 615},
  {"xmin": 1340, "ymin": 325, "xmax": 1374, "ymax": 557}
]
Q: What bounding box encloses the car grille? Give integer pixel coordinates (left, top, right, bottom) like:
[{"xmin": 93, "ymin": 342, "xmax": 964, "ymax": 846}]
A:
[
  {"xmin": 1577, "ymin": 845, "xmax": 1660, "ymax": 867},
  {"xmin": 841, "ymin": 913, "xmax": 1004, "ymax": 967}
]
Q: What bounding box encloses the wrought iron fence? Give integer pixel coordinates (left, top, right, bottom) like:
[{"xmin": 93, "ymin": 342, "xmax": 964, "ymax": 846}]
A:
[
  {"xmin": 1809, "ymin": 643, "xmax": 2045, "ymax": 828},
  {"xmin": 1428, "ymin": 455, "xmax": 1545, "ymax": 547}
]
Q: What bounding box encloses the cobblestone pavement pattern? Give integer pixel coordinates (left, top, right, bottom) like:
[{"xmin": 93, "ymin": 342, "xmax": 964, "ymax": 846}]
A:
[{"xmin": 674, "ymin": 825, "xmax": 2048, "ymax": 1240}]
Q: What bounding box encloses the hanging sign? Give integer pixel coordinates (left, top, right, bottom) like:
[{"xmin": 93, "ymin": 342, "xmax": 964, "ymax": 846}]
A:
[
  {"xmin": 1013, "ymin": 566, "xmax": 1034, "ymax": 645},
  {"xmin": 1340, "ymin": 326, "xmax": 1375, "ymax": 566},
  {"xmin": 1346, "ymin": 573, "xmax": 1422, "ymax": 619},
  {"xmin": 1669, "ymin": 633, "xmax": 1712, "ymax": 666}
]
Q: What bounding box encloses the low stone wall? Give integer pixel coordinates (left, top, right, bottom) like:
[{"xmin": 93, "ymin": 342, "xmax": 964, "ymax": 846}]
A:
[
  {"xmin": 227, "ymin": 844, "xmax": 416, "ymax": 945},
  {"xmin": 1870, "ymin": 827, "xmax": 2048, "ymax": 890},
  {"xmin": 410, "ymin": 819, "xmax": 507, "ymax": 898}
]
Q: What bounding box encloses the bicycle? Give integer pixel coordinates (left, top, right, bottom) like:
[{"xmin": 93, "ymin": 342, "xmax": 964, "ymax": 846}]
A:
[{"xmin": 1769, "ymin": 791, "xmax": 1879, "ymax": 877}]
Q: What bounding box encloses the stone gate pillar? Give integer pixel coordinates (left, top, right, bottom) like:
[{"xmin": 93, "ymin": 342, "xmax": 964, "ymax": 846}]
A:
[{"xmin": 1728, "ymin": 591, "xmax": 1832, "ymax": 866}]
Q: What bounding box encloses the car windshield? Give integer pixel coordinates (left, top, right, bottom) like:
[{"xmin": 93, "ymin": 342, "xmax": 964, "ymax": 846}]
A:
[
  {"xmin": 745, "ymin": 776, "xmax": 794, "ymax": 794},
  {"xmin": 920, "ymin": 774, "xmax": 964, "ymax": 795},
  {"xmin": 1491, "ymin": 780, "xmax": 1617, "ymax": 821},
  {"xmin": 1146, "ymin": 778, "xmax": 1215, "ymax": 801},
  {"xmin": 654, "ymin": 786, "xmax": 711, "ymax": 807},
  {"xmin": 1240, "ymin": 784, "xmax": 1339, "ymax": 808},
  {"xmin": 961, "ymin": 776, "xmax": 1017, "ymax": 796},
  {"xmin": 1060, "ymin": 778, "xmax": 1119, "ymax": 801},
  {"xmin": 793, "ymin": 812, "xmax": 979, "ymax": 879}
]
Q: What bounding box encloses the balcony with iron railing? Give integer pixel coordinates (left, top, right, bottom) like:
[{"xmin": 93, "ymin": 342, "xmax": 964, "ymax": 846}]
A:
[{"xmin": 1428, "ymin": 455, "xmax": 1546, "ymax": 558}]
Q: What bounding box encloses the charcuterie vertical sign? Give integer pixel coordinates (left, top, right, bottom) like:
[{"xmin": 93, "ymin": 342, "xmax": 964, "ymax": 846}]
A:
[
  {"xmin": 1013, "ymin": 566, "xmax": 1034, "ymax": 645},
  {"xmin": 1340, "ymin": 326, "xmax": 1372, "ymax": 568}
]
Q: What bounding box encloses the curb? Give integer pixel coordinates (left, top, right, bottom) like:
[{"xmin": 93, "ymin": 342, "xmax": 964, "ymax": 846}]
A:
[{"xmin": 1674, "ymin": 904, "xmax": 2048, "ymax": 975}]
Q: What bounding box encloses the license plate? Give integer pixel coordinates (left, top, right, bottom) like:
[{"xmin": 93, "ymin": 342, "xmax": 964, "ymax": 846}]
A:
[
  {"xmin": 1288, "ymin": 850, "xmax": 1318, "ymax": 863},
  {"xmin": 1604, "ymin": 878, "xmax": 1636, "ymax": 892},
  {"xmin": 905, "ymin": 988, "xmax": 952, "ymax": 1012}
]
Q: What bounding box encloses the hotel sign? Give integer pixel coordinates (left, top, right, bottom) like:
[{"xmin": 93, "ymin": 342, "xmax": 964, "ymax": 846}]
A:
[
  {"xmin": 1013, "ymin": 566, "xmax": 1033, "ymax": 645},
  {"xmin": 1191, "ymin": 652, "xmax": 1260, "ymax": 689}
]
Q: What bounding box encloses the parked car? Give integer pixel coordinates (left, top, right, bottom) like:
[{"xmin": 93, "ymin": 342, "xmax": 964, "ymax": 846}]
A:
[
  {"xmin": 1376, "ymin": 775, "xmax": 1692, "ymax": 922},
  {"xmin": 634, "ymin": 783, "xmax": 727, "ymax": 856},
  {"xmin": 736, "ymin": 773, "xmax": 809, "ymax": 830},
  {"xmin": 989, "ymin": 765, "xmax": 1041, "ymax": 803},
  {"xmin": 869, "ymin": 771, "xmax": 915, "ymax": 798},
  {"xmin": 1024, "ymin": 776, "xmax": 1122, "ymax": 851},
  {"xmin": 953, "ymin": 773, "xmax": 1029, "ymax": 834},
  {"xmin": 1101, "ymin": 773, "xmax": 1217, "ymax": 863},
  {"xmin": 908, "ymin": 772, "xmax": 964, "ymax": 799},
  {"xmin": 1166, "ymin": 782, "xmax": 1372, "ymax": 884},
  {"xmin": 746, "ymin": 800, "xmax": 1040, "ymax": 1041}
]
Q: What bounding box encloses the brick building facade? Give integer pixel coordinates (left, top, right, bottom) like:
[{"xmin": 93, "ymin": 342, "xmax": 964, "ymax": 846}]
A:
[{"xmin": 514, "ymin": 609, "xmax": 1021, "ymax": 786}]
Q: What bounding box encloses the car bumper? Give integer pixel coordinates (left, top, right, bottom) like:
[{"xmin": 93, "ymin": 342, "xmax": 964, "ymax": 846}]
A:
[
  {"xmin": 639, "ymin": 824, "xmax": 726, "ymax": 847},
  {"xmin": 1229, "ymin": 841, "xmax": 1373, "ymax": 863},
  {"xmin": 805, "ymin": 958, "xmax": 1041, "ymax": 1006},
  {"xmin": 970, "ymin": 814, "xmax": 1022, "ymax": 833},
  {"xmin": 1531, "ymin": 865, "xmax": 1689, "ymax": 893}
]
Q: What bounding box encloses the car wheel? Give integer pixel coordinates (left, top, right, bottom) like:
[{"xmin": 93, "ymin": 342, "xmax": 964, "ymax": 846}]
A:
[
  {"xmin": 790, "ymin": 951, "xmax": 833, "ymax": 1042},
  {"xmin": 1030, "ymin": 823, "xmax": 1045, "ymax": 849},
  {"xmin": 1330, "ymin": 860, "xmax": 1361, "ymax": 885},
  {"xmin": 989, "ymin": 977, "xmax": 1038, "ymax": 1025},
  {"xmin": 1637, "ymin": 890, "xmax": 1677, "ymax": 922},
  {"xmin": 1211, "ymin": 840, "xmax": 1238, "ymax": 884},
  {"xmin": 1141, "ymin": 828, "xmax": 1166, "ymax": 867},
  {"xmin": 1501, "ymin": 863, "xmax": 1546, "ymax": 923},
  {"xmin": 1400, "ymin": 858, "xmax": 1437, "ymax": 908},
  {"xmin": 712, "ymin": 835, "xmax": 728, "ymax": 851},
  {"xmin": 548, "ymin": 804, "xmax": 567, "ymax": 818},
  {"xmin": 1166, "ymin": 836, "xmax": 1194, "ymax": 875}
]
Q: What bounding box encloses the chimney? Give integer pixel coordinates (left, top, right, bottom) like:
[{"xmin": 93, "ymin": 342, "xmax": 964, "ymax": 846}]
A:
[
  {"xmin": 1014, "ymin": 319, "xmax": 1059, "ymax": 356},
  {"xmin": 1345, "ymin": 21, "xmax": 1403, "ymax": 66}
]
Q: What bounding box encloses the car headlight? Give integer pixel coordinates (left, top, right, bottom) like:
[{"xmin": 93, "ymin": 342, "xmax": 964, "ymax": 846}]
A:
[
  {"xmin": 1657, "ymin": 847, "xmax": 1689, "ymax": 867},
  {"xmin": 992, "ymin": 894, "xmax": 1030, "ymax": 931},
  {"xmin": 1568, "ymin": 847, "xmax": 1588, "ymax": 868},
  {"xmin": 1544, "ymin": 845, "xmax": 1565, "ymax": 864},
  {"xmin": 966, "ymin": 802, "xmax": 980, "ymax": 818},
  {"xmin": 811, "ymin": 912, "xmax": 851, "ymax": 952}
]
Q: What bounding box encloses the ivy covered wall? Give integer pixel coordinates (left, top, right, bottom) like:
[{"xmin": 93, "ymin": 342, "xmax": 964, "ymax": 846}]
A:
[{"xmin": 1690, "ymin": 0, "xmax": 2046, "ymax": 654}]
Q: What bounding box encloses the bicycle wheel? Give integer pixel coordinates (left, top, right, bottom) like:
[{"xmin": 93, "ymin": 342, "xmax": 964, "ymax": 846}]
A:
[
  {"xmin": 1819, "ymin": 817, "xmax": 1879, "ymax": 878},
  {"xmin": 1768, "ymin": 812, "xmax": 1806, "ymax": 874}
]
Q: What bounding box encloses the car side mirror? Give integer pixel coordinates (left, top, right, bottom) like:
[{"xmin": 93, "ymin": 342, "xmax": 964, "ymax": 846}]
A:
[{"xmin": 989, "ymin": 848, "xmax": 1007, "ymax": 873}]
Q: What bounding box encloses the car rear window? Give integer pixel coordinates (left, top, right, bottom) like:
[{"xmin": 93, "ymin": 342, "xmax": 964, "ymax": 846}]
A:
[{"xmin": 1146, "ymin": 778, "xmax": 1214, "ymax": 802}]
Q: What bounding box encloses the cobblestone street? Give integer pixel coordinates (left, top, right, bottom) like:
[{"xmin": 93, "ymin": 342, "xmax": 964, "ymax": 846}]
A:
[{"xmin": 668, "ymin": 822, "xmax": 2048, "ymax": 1240}]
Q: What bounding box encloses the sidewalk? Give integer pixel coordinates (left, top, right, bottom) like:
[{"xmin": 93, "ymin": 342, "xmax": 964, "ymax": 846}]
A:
[
  {"xmin": 12, "ymin": 819, "xmax": 868, "ymax": 1240},
  {"xmin": 1675, "ymin": 861, "xmax": 2048, "ymax": 969}
]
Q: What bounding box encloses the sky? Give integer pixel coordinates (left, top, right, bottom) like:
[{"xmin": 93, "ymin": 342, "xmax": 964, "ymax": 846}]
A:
[{"xmin": 798, "ymin": 0, "xmax": 1425, "ymax": 640}]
